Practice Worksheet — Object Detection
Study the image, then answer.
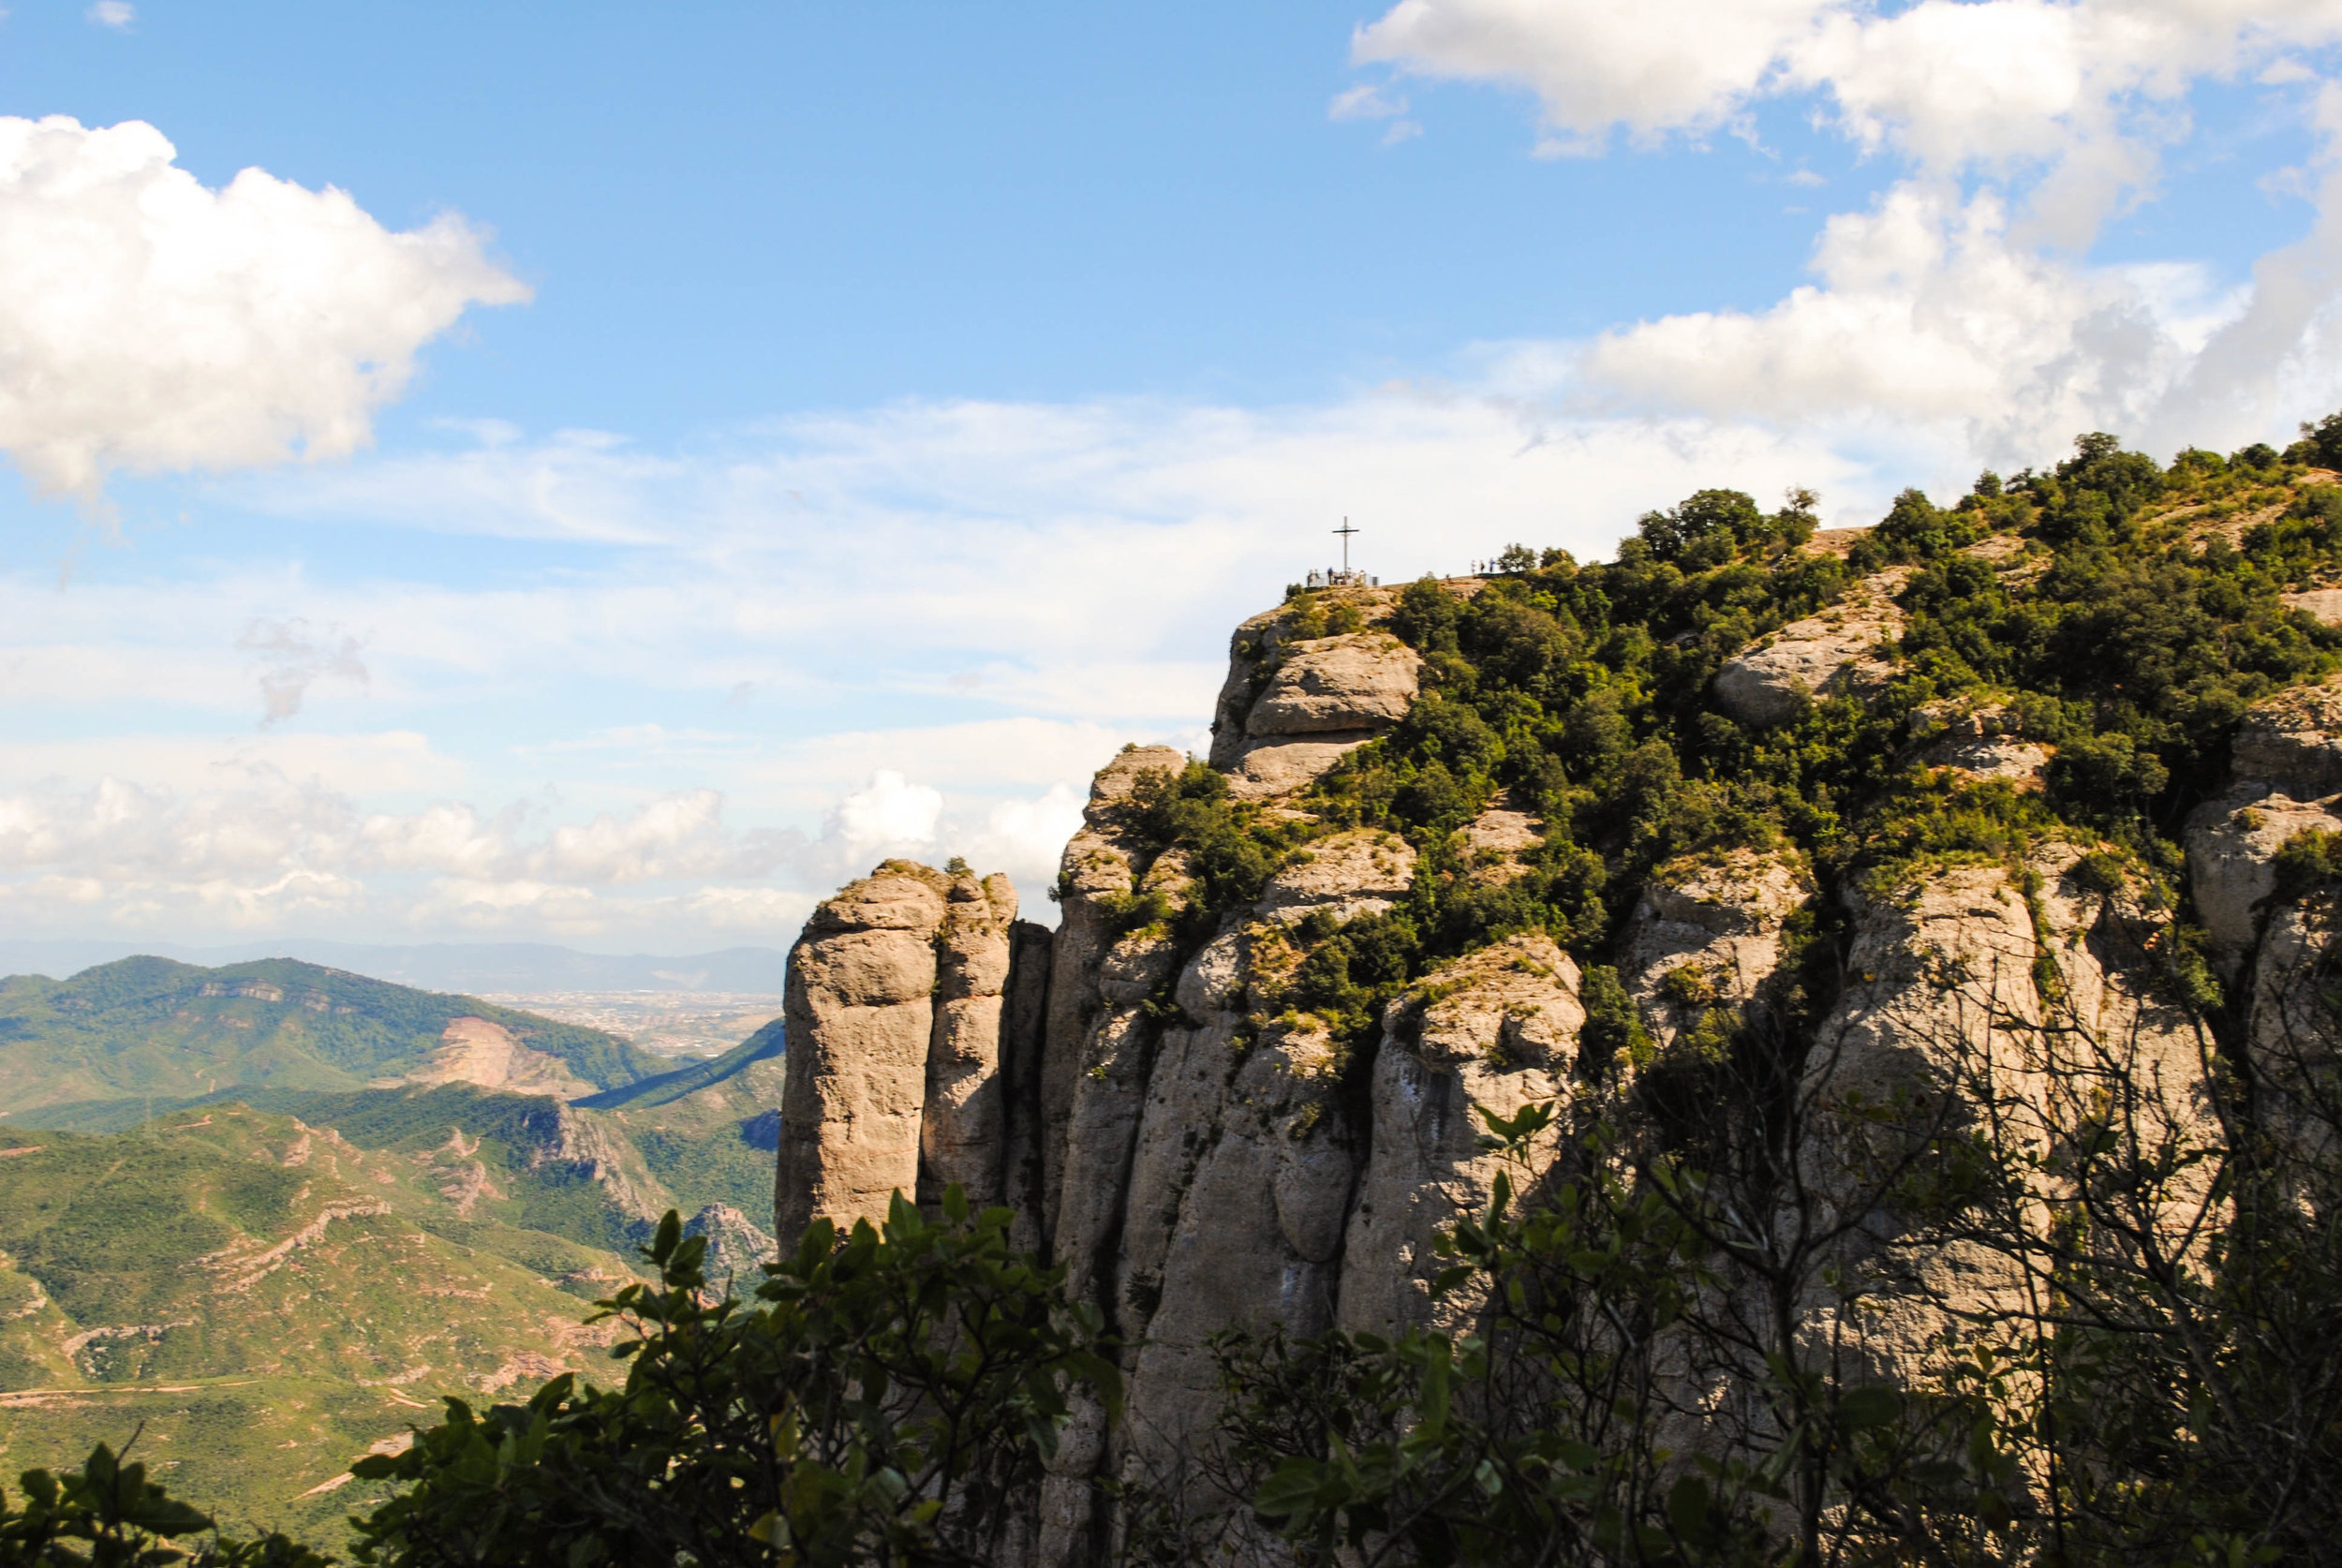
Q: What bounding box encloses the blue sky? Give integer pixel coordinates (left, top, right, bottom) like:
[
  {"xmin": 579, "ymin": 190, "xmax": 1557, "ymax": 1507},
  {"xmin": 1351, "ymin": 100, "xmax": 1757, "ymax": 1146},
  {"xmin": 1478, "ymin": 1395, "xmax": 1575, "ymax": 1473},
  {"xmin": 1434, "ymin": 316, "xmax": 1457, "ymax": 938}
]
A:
[{"xmin": 3, "ymin": 0, "xmax": 2341, "ymax": 951}]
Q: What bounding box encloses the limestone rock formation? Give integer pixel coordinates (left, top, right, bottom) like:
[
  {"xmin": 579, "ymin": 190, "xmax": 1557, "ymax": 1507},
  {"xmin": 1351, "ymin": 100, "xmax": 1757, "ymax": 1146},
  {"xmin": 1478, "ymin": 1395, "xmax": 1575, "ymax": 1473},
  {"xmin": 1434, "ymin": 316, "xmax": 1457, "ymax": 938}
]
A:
[
  {"xmin": 1254, "ymin": 828, "xmax": 1416, "ymax": 924},
  {"xmin": 1621, "ymin": 849, "xmax": 1810, "ymax": 1052},
  {"xmin": 1798, "ymin": 848, "xmax": 2212, "ymax": 1390},
  {"xmin": 1911, "ymin": 699, "xmax": 2054, "ymax": 790},
  {"xmin": 1712, "ymin": 569, "xmax": 1908, "ymax": 726},
  {"xmin": 1338, "ymin": 935, "xmax": 1583, "ymax": 1339},
  {"xmin": 2186, "ymin": 786, "xmax": 2342, "ymax": 968},
  {"xmin": 766, "ymin": 570, "xmax": 2310, "ymax": 1564},
  {"xmin": 412, "ymin": 1016, "xmax": 600, "ymax": 1100},
  {"xmin": 776, "ymin": 861, "xmax": 1035, "ymax": 1241},
  {"xmin": 2230, "ymin": 673, "xmax": 2342, "ymax": 793},
  {"xmin": 683, "ymin": 1202, "xmax": 780, "ymax": 1283},
  {"xmin": 1209, "ymin": 605, "xmax": 1424, "ymax": 799},
  {"xmin": 922, "ymin": 872, "xmax": 1018, "ymax": 1209}
]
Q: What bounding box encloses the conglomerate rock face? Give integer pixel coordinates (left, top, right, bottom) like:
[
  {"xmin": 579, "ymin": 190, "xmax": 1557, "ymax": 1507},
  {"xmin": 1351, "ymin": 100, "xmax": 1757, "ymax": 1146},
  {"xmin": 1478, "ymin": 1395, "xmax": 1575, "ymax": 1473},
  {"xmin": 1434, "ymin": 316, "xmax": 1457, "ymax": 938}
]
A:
[
  {"xmin": 775, "ymin": 862, "xmax": 1032, "ymax": 1240},
  {"xmin": 771, "ymin": 564, "xmax": 2316, "ymax": 1565},
  {"xmin": 1712, "ymin": 568, "xmax": 1908, "ymax": 726}
]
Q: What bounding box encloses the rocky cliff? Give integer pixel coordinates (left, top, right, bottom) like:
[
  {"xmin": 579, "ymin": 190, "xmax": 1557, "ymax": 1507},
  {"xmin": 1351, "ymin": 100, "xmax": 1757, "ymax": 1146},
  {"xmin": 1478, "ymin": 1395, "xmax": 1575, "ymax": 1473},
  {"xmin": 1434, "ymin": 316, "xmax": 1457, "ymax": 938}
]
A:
[{"xmin": 775, "ymin": 451, "xmax": 2342, "ymax": 1561}]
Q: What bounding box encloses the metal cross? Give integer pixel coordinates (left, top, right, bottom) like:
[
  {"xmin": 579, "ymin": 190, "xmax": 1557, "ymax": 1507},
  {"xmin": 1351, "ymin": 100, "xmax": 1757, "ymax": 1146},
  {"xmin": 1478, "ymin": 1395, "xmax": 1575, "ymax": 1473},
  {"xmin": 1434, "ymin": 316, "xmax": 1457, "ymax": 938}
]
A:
[{"xmin": 1333, "ymin": 517, "xmax": 1357, "ymax": 572}]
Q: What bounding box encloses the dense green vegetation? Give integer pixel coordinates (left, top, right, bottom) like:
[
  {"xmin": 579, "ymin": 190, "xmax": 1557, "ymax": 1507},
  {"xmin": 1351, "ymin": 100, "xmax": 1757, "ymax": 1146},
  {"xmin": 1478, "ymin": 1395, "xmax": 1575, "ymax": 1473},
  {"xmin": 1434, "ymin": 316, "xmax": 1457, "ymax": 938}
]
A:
[
  {"xmin": 1102, "ymin": 435, "xmax": 2342, "ymax": 1066},
  {"xmin": 348, "ymin": 1201, "xmax": 1113, "ymax": 1568},
  {"xmin": 0, "ymin": 957, "xmax": 662, "ymax": 1114},
  {"xmin": 0, "ymin": 1104, "xmax": 644, "ymax": 1538}
]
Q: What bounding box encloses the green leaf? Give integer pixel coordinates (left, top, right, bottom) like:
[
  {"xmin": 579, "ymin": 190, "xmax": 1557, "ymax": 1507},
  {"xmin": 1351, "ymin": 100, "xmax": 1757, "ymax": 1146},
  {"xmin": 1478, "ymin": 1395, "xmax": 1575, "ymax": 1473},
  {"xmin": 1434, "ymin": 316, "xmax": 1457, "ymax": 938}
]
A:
[{"xmin": 1836, "ymin": 1384, "xmax": 1902, "ymax": 1431}]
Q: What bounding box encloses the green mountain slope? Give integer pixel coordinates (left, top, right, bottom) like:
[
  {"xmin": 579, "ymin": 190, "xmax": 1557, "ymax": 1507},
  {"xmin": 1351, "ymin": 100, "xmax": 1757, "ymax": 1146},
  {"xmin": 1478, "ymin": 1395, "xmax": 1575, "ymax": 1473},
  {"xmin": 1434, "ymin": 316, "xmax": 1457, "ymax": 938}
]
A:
[
  {"xmin": 0, "ymin": 1003, "xmax": 784, "ymax": 1535},
  {"xmin": 0, "ymin": 1105, "xmax": 638, "ymax": 1536},
  {"xmin": 0, "ymin": 956, "xmax": 664, "ymax": 1114},
  {"xmin": 592, "ymin": 1030, "xmax": 785, "ymax": 1236},
  {"xmin": 574, "ymin": 1017, "xmax": 782, "ymax": 1111}
]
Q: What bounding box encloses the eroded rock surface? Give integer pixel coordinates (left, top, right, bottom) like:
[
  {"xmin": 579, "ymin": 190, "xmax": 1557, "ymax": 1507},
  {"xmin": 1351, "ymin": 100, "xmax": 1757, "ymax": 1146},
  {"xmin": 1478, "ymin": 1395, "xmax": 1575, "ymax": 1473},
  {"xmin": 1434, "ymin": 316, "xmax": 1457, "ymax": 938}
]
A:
[
  {"xmin": 778, "ymin": 861, "xmax": 1044, "ymax": 1242},
  {"xmin": 1800, "ymin": 850, "xmax": 2211, "ymax": 1389},
  {"xmin": 921, "ymin": 872, "xmax": 1018, "ymax": 1209},
  {"xmin": 412, "ymin": 1017, "xmax": 599, "ymax": 1100},
  {"xmin": 1245, "ymin": 631, "xmax": 1421, "ymax": 736},
  {"xmin": 1339, "ymin": 935, "xmax": 1584, "ymax": 1338},
  {"xmin": 1209, "ymin": 599, "xmax": 1424, "ymax": 800},
  {"xmin": 2231, "ymin": 674, "xmax": 2342, "ymax": 793},
  {"xmin": 2186, "ymin": 785, "xmax": 2342, "ymax": 969},
  {"xmin": 763, "ymin": 567, "xmax": 2342, "ymax": 1565},
  {"xmin": 777, "ymin": 865, "xmax": 949, "ymax": 1240},
  {"xmin": 1912, "ymin": 699, "xmax": 2053, "ymax": 790},
  {"xmin": 1255, "ymin": 829, "xmax": 1416, "ymax": 924},
  {"xmin": 1713, "ymin": 570, "xmax": 1907, "ymax": 726},
  {"xmin": 1622, "ymin": 850, "xmax": 1810, "ymax": 1051}
]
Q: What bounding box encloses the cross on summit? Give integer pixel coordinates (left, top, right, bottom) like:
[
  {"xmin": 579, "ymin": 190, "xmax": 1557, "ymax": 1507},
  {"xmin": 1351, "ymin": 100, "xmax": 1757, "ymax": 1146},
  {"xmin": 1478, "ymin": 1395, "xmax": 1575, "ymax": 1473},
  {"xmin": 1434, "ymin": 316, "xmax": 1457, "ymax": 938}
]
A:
[{"xmin": 1305, "ymin": 517, "xmax": 1377, "ymax": 590}]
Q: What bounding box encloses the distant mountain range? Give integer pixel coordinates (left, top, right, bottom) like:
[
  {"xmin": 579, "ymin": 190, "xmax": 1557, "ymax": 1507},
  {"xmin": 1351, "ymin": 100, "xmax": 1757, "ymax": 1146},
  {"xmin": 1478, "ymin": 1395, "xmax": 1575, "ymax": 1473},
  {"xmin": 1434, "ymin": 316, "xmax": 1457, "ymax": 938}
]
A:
[
  {"xmin": 0, "ymin": 939, "xmax": 788, "ymax": 993},
  {"xmin": 0, "ymin": 954, "xmax": 786, "ymax": 1531},
  {"xmin": 0, "ymin": 955, "xmax": 668, "ymax": 1117}
]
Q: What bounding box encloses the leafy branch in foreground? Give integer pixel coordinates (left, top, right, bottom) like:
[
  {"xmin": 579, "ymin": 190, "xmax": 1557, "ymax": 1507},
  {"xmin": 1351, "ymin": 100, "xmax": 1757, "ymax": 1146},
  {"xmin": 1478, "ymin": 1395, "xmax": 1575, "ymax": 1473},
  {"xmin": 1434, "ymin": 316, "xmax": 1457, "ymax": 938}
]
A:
[
  {"xmin": 348, "ymin": 1191, "xmax": 1118, "ymax": 1568},
  {"xmin": 0, "ymin": 1437, "xmax": 326, "ymax": 1568}
]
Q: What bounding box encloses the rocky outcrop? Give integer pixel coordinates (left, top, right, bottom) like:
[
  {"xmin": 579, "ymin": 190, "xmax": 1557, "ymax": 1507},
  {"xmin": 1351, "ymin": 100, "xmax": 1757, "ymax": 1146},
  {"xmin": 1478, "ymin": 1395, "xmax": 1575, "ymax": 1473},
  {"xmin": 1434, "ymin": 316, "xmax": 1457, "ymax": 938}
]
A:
[
  {"xmin": 1209, "ymin": 600, "xmax": 1423, "ymax": 799},
  {"xmin": 1254, "ymin": 829, "xmax": 1416, "ymax": 924},
  {"xmin": 684, "ymin": 1203, "xmax": 779, "ymax": 1283},
  {"xmin": 2185, "ymin": 682, "xmax": 2342, "ymax": 1173},
  {"xmin": 1799, "ymin": 849, "xmax": 2212, "ymax": 1390},
  {"xmin": 1338, "ymin": 935, "xmax": 1583, "ymax": 1338},
  {"xmin": 1910, "ymin": 699, "xmax": 2053, "ymax": 790},
  {"xmin": 1622, "ymin": 850, "xmax": 1810, "ymax": 1051},
  {"xmin": 2186, "ymin": 786, "xmax": 2342, "ymax": 969},
  {"xmin": 411, "ymin": 1017, "xmax": 600, "ymax": 1101},
  {"xmin": 777, "ymin": 862, "xmax": 1038, "ymax": 1241},
  {"xmin": 921, "ymin": 873, "xmax": 1018, "ymax": 1210},
  {"xmin": 2231, "ymin": 673, "xmax": 2342, "ymax": 793},
  {"xmin": 777, "ymin": 865, "xmax": 947, "ymax": 1240},
  {"xmin": 1713, "ymin": 570, "xmax": 1907, "ymax": 726},
  {"xmin": 767, "ymin": 575, "xmax": 2320, "ymax": 1565}
]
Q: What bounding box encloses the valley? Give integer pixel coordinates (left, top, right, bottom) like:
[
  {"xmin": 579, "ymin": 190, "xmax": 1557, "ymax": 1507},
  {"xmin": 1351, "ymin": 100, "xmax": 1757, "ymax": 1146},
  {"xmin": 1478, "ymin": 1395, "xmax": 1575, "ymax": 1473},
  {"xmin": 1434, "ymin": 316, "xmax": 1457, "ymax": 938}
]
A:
[{"xmin": 0, "ymin": 956, "xmax": 785, "ymax": 1533}]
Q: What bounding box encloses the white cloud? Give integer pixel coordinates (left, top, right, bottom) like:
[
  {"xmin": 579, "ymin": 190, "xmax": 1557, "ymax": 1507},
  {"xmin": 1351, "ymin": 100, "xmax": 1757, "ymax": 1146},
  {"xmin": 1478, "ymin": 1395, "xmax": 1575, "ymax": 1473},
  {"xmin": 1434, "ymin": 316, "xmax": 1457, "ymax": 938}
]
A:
[
  {"xmin": 1330, "ymin": 83, "xmax": 1410, "ymax": 122},
  {"xmin": 958, "ymin": 783, "xmax": 1088, "ymax": 896},
  {"xmin": 1566, "ymin": 181, "xmax": 2255, "ymax": 459},
  {"xmin": 823, "ymin": 770, "xmax": 941, "ymax": 869},
  {"xmin": 0, "ymin": 116, "xmax": 529, "ymax": 501},
  {"xmin": 1355, "ymin": 0, "xmax": 2342, "ymax": 185},
  {"xmin": 538, "ymin": 790, "xmax": 798, "ymax": 883},
  {"xmin": 1351, "ymin": 0, "xmax": 2342, "ymax": 463},
  {"xmin": 86, "ymin": 1, "xmax": 133, "ymax": 29},
  {"xmin": 1354, "ymin": 0, "xmax": 1829, "ymax": 154},
  {"xmin": 0, "ymin": 768, "xmax": 821, "ymax": 944},
  {"xmin": 237, "ymin": 617, "xmax": 368, "ymax": 725}
]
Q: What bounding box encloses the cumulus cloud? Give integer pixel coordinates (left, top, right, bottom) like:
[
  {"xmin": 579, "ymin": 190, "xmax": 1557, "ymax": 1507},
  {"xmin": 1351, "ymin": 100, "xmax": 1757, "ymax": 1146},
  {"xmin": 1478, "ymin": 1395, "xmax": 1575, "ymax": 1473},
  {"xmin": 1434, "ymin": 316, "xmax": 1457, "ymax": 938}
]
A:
[
  {"xmin": 0, "ymin": 116, "xmax": 529, "ymax": 501},
  {"xmin": 1352, "ymin": 0, "xmax": 2342, "ymax": 463},
  {"xmin": 1356, "ymin": 0, "xmax": 2342, "ymax": 180},
  {"xmin": 86, "ymin": 2, "xmax": 134, "ymax": 29},
  {"xmin": 1567, "ymin": 181, "xmax": 2270, "ymax": 461},
  {"xmin": 1355, "ymin": 0, "xmax": 1828, "ymax": 154},
  {"xmin": 820, "ymin": 770, "xmax": 942, "ymax": 873},
  {"xmin": 0, "ymin": 755, "xmax": 1082, "ymax": 944},
  {"xmin": 959, "ymin": 783, "xmax": 1088, "ymax": 893}
]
